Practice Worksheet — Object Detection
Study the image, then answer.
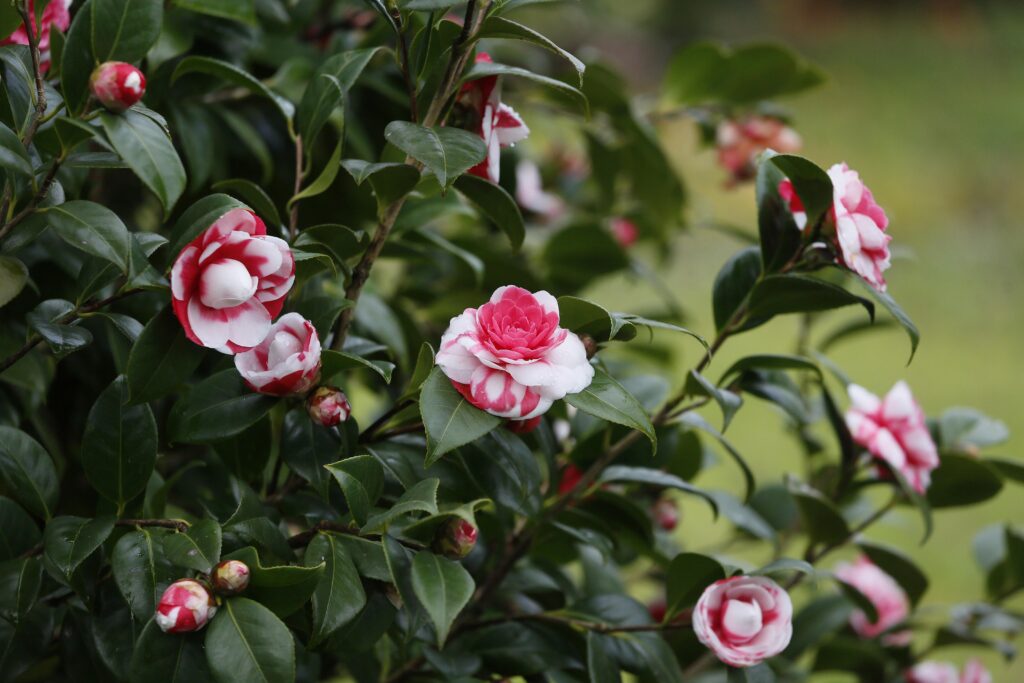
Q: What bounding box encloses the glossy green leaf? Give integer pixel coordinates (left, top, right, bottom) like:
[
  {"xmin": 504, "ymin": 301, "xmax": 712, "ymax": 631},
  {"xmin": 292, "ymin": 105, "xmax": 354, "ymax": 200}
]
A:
[
  {"xmin": 280, "ymin": 409, "xmax": 341, "ymax": 497},
  {"xmin": 789, "ymin": 483, "xmax": 849, "ymax": 545},
  {"xmin": 0, "ymin": 497, "xmax": 41, "ymax": 560},
  {"xmin": 362, "ymin": 478, "xmax": 440, "ymax": 534},
  {"xmin": 170, "ymin": 370, "xmax": 279, "ymax": 444},
  {"xmin": 112, "ymin": 528, "xmax": 176, "ymax": 621},
  {"xmin": 0, "ymin": 255, "xmax": 27, "ymax": 309},
  {"xmin": 685, "ymin": 370, "xmax": 742, "ymax": 431},
  {"xmin": 746, "ymin": 274, "xmax": 874, "ymax": 325},
  {"xmin": 222, "ymin": 546, "xmax": 324, "ymax": 618},
  {"xmin": 99, "ymin": 110, "xmax": 186, "ymax": 212},
  {"xmin": 289, "ymin": 139, "xmax": 343, "ymax": 207},
  {"xmin": 26, "ymin": 299, "xmax": 93, "ymax": 357},
  {"xmin": 321, "ymin": 349, "xmax": 394, "ymax": 383},
  {"xmin": 384, "ymin": 121, "xmax": 486, "ymax": 189},
  {"xmin": 478, "ymin": 16, "xmax": 585, "ymax": 80},
  {"xmin": 204, "ymin": 598, "xmax": 295, "ymax": 683},
  {"xmin": 172, "ymin": 56, "xmax": 294, "ymax": 122},
  {"xmin": 855, "ymin": 279, "xmax": 920, "ymax": 362},
  {"xmin": 125, "ymin": 306, "xmax": 207, "ymax": 404},
  {"xmin": 325, "ymin": 456, "xmax": 384, "ymax": 527},
  {"xmin": 0, "ymin": 121, "xmax": 31, "ymax": 178},
  {"xmin": 462, "ymin": 61, "xmax": 588, "ymax": 114},
  {"xmin": 565, "ymin": 367, "xmax": 656, "ymax": 449},
  {"xmin": 927, "ymin": 453, "xmax": 1003, "ymax": 508},
  {"xmin": 30, "ymin": 200, "xmax": 131, "ymax": 271},
  {"xmin": 454, "ymin": 174, "xmax": 525, "ymax": 249},
  {"xmin": 678, "ymin": 414, "xmax": 755, "ymax": 501},
  {"xmin": 305, "ymin": 533, "xmax": 366, "ymax": 645},
  {"xmin": 297, "ymin": 73, "xmax": 344, "ymax": 153},
  {"xmin": 61, "ymin": 1, "xmax": 97, "ymax": 113},
  {"xmin": 665, "ymin": 552, "xmax": 725, "ymax": 618},
  {"xmin": 164, "ymin": 194, "xmax": 248, "ymax": 261},
  {"xmin": 92, "ymin": 0, "xmax": 163, "ymax": 62},
  {"xmin": 163, "ymin": 518, "xmax": 222, "ymax": 573},
  {"xmin": 0, "ymin": 427, "xmax": 59, "ymax": 519},
  {"xmin": 0, "ymin": 557, "xmax": 42, "ymax": 620},
  {"xmin": 599, "ymin": 466, "xmax": 717, "ymax": 516},
  {"xmin": 420, "ymin": 366, "xmax": 502, "ymax": 464},
  {"xmin": 211, "ymin": 179, "xmax": 281, "ymax": 228},
  {"xmin": 43, "ymin": 515, "xmax": 116, "ymax": 580},
  {"xmin": 411, "ymin": 551, "xmax": 475, "ymax": 646},
  {"xmin": 712, "ymin": 246, "xmax": 762, "ymax": 332},
  {"xmin": 130, "ymin": 619, "xmax": 213, "ymax": 682}
]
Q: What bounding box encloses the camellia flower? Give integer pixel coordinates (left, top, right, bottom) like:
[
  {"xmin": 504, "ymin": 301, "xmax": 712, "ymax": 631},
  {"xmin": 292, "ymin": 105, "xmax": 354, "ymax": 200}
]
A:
[
  {"xmin": 905, "ymin": 661, "xmax": 960, "ymax": 683},
  {"xmin": 0, "ymin": 0, "xmax": 72, "ymax": 71},
  {"xmin": 610, "ymin": 217, "xmax": 639, "ymax": 248},
  {"xmin": 435, "ymin": 286, "xmax": 594, "ymax": 421},
  {"xmin": 693, "ymin": 576, "xmax": 793, "ymax": 668},
  {"xmin": 781, "ymin": 162, "xmax": 891, "ymax": 290},
  {"xmin": 171, "ymin": 208, "xmax": 295, "ymax": 354},
  {"xmin": 211, "ymin": 560, "xmax": 251, "ymax": 596},
  {"xmin": 717, "ymin": 115, "xmax": 801, "ymax": 184},
  {"xmin": 960, "ymin": 659, "xmax": 993, "ymax": 683},
  {"xmin": 90, "ymin": 61, "xmax": 146, "ymax": 113},
  {"xmin": 434, "ymin": 519, "xmax": 478, "ymax": 560},
  {"xmin": 834, "ymin": 556, "xmax": 910, "ymax": 640},
  {"xmin": 652, "ymin": 497, "xmax": 679, "ymax": 531},
  {"xmin": 234, "ymin": 313, "xmax": 321, "ymax": 396},
  {"xmin": 558, "ymin": 463, "xmax": 584, "ymax": 496},
  {"xmin": 515, "ymin": 160, "xmax": 564, "ymax": 221},
  {"xmin": 459, "ymin": 53, "xmax": 530, "ymax": 183},
  {"xmin": 155, "ymin": 579, "xmax": 217, "ymax": 633},
  {"xmin": 307, "ymin": 386, "xmax": 351, "ymax": 427},
  {"xmin": 846, "ymin": 381, "xmax": 939, "ymax": 494}
]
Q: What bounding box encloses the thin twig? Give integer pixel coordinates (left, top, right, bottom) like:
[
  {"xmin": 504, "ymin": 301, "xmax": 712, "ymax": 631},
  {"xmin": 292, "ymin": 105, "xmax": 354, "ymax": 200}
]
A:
[
  {"xmin": 0, "ymin": 159, "xmax": 63, "ymax": 243},
  {"xmin": 289, "ymin": 136, "xmax": 303, "ymax": 241},
  {"xmin": 393, "ymin": 7, "xmax": 420, "ymax": 122},
  {"xmin": 358, "ymin": 399, "xmax": 415, "ymax": 443},
  {"xmin": 116, "ymin": 518, "xmax": 190, "ymax": 533},
  {"xmin": 465, "ymin": 611, "xmax": 693, "ymax": 634},
  {"xmin": 17, "ymin": 0, "xmax": 47, "ymax": 148}
]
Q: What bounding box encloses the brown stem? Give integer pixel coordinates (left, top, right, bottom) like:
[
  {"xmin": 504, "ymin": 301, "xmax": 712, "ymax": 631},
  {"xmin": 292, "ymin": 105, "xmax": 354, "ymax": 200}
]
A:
[
  {"xmin": 17, "ymin": 0, "xmax": 47, "ymax": 149},
  {"xmin": 116, "ymin": 518, "xmax": 190, "ymax": 533},
  {"xmin": 286, "ymin": 520, "xmax": 425, "ymax": 550},
  {"xmin": 289, "ymin": 136, "xmax": 303, "ymax": 241},
  {"xmin": 465, "ymin": 610, "xmax": 693, "ymax": 634}
]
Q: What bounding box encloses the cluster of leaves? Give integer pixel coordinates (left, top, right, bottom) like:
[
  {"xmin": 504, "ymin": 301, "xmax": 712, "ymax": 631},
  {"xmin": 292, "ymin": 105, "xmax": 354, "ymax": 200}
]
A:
[{"xmin": 0, "ymin": 1, "xmax": 1020, "ymax": 682}]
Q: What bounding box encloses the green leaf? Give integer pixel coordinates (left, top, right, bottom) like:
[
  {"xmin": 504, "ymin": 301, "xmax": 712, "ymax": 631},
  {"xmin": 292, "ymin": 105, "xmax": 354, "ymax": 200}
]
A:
[
  {"xmin": 99, "ymin": 110, "xmax": 186, "ymax": 212},
  {"xmin": 130, "ymin": 619, "xmax": 213, "ymax": 683},
  {"xmin": 939, "ymin": 408, "xmax": 1009, "ymax": 451},
  {"xmin": 125, "ymin": 306, "xmax": 207, "ymax": 404},
  {"xmin": 622, "ymin": 633, "xmax": 684, "ymax": 683},
  {"xmin": 26, "ymin": 299, "xmax": 93, "ymax": 357},
  {"xmin": 170, "ymin": 369, "xmax": 279, "ymax": 444},
  {"xmin": 211, "ymin": 179, "xmax": 281, "ymax": 228},
  {"xmin": 855, "ymin": 279, "xmax": 920, "ymax": 362},
  {"xmin": 0, "ymin": 557, "xmax": 43, "ymax": 620},
  {"xmin": 685, "ymin": 370, "xmax": 742, "ymax": 431},
  {"xmin": 665, "ymin": 552, "xmax": 725, "ymax": 618},
  {"xmin": 565, "ymin": 367, "xmax": 656, "ymax": 449},
  {"xmin": 384, "ymin": 121, "xmax": 486, "ymax": 189},
  {"xmin": 712, "ymin": 246, "xmax": 761, "ymax": 332},
  {"xmin": 478, "ymin": 17, "xmax": 585, "ymax": 81},
  {"xmin": 557, "ymin": 296, "xmax": 617, "ymax": 341},
  {"xmin": 280, "ymin": 409, "xmax": 341, "ymax": 497},
  {"xmin": 82, "ymin": 376, "xmax": 157, "ymax": 504},
  {"xmin": 746, "ymin": 274, "xmax": 875, "ymax": 325},
  {"xmin": 289, "ymin": 139, "xmax": 343, "ymax": 207},
  {"xmin": 857, "ymin": 540, "xmax": 929, "ymax": 606},
  {"xmin": 112, "ymin": 528, "xmax": 176, "ymax": 621},
  {"xmin": 586, "ymin": 631, "xmax": 621, "ymax": 683},
  {"xmin": 163, "ymin": 518, "xmax": 222, "ymax": 573},
  {"xmin": 30, "ymin": 200, "xmax": 131, "ymax": 271},
  {"xmin": 543, "ymin": 222, "xmax": 630, "ymax": 292},
  {"xmin": 305, "ymin": 533, "xmax": 367, "ymax": 645},
  {"xmin": 172, "ymin": 56, "xmax": 294, "ymax": 123},
  {"xmin": 678, "ymin": 414, "xmax": 756, "ymax": 501},
  {"xmin": 454, "ymin": 173, "xmax": 526, "ymax": 249},
  {"xmin": 204, "ymin": 598, "xmax": 295, "ymax": 683},
  {"xmin": 769, "ymin": 154, "xmax": 834, "ymax": 231},
  {"xmin": 411, "ymin": 551, "xmax": 475, "ymax": 647},
  {"xmin": 0, "ymin": 427, "xmax": 59, "ymax": 519},
  {"xmin": 325, "ymin": 456, "xmax": 384, "ymax": 527},
  {"xmin": 0, "ymin": 497, "xmax": 41, "ymax": 560},
  {"xmin": 61, "ymin": 1, "xmax": 97, "ymax": 114},
  {"xmin": 785, "ymin": 594, "xmax": 854, "ymax": 659},
  {"xmin": 92, "ymin": 0, "xmax": 163, "ymax": 62},
  {"xmin": 720, "ymin": 353, "xmax": 821, "ymax": 383},
  {"xmin": 420, "ymin": 367, "xmax": 502, "ymax": 464},
  {"xmin": 0, "ymin": 4, "xmax": 21, "ymax": 38},
  {"xmin": 789, "ymin": 482, "xmax": 849, "ymax": 544},
  {"xmin": 599, "ymin": 466, "xmax": 717, "ymax": 517},
  {"xmin": 362, "ymin": 478, "xmax": 440, "ymax": 534},
  {"xmin": 927, "ymin": 453, "xmax": 1003, "ymax": 508},
  {"xmin": 297, "ymin": 73, "xmax": 344, "ymax": 153},
  {"xmin": 164, "ymin": 194, "xmax": 248, "ymax": 262},
  {"xmin": 756, "ymin": 155, "xmax": 805, "ymax": 273},
  {"xmin": 222, "ymin": 546, "xmax": 324, "ymax": 619},
  {"xmin": 342, "ymin": 160, "xmax": 421, "ymax": 212},
  {"xmin": 0, "ymin": 255, "xmax": 27, "ymax": 309},
  {"xmin": 462, "ymin": 61, "xmax": 588, "ymax": 115},
  {"xmin": 43, "ymin": 515, "xmax": 116, "ymax": 580},
  {"xmin": 728, "ymin": 664, "xmax": 776, "ymax": 683},
  {"xmin": 172, "ymin": 0, "xmax": 256, "ymax": 24},
  {"xmin": 0, "ymin": 121, "xmax": 31, "ymax": 178},
  {"xmin": 321, "ymin": 349, "xmax": 394, "ymax": 383}
]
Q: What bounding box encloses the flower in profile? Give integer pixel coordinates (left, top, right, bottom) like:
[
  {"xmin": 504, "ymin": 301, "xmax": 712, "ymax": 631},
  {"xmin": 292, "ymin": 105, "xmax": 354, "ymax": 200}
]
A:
[
  {"xmin": 458, "ymin": 53, "xmax": 530, "ymax": 183},
  {"xmin": 155, "ymin": 579, "xmax": 217, "ymax": 633},
  {"xmin": 90, "ymin": 61, "xmax": 146, "ymax": 113},
  {"xmin": 693, "ymin": 576, "xmax": 793, "ymax": 667},
  {"xmin": 234, "ymin": 313, "xmax": 321, "ymax": 396},
  {"xmin": 1, "ymin": 0, "xmax": 72, "ymax": 72},
  {"xmin": 435, "ymin": 286, "xmax": 594, "ymax": 420},
  {"xmin": 717, "ymin": 115, "xmax": 801, "ymax": 184},
  {"xmin": 834, "ymin": 556, "xmax": 910, "ymax": 640},
  {"xmin": 170, "ymin": 208, "xmax": 295, "ymax": 354},
  {"xmin": 846, "ymin": 381, "xmax": 939, "ymax": 494}
]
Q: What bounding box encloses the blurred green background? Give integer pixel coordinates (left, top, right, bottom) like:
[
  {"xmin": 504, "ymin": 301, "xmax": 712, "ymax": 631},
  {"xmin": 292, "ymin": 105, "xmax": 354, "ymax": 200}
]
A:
[{"xmin": 517, "ymin": 0, "xmax": 1024, "ymax": 679}]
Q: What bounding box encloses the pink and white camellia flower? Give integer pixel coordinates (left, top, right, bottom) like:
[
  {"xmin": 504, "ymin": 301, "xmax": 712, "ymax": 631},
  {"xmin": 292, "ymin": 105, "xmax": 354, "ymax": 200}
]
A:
[
  {"xmin": 307, "ymin": 386, "xmax": 351, "ymax": 427},
  {"xmin": 781, "ymin": 162, "xmax": 891, "ymax": 290},
  {"xmin": 960, "ymin": 659, "xmax": 993, "ymax": 683},
  {"xmin": 0, "ymin": 0, "xmax": 71, "ymax": 71},
  {"xmin": 459, "ymin": 53, "xmax": 530, "ymax": 183},
  {"xmin": 155, "ymin": 579, "xmax": 217, "ymax": 633},
  {"xmin": 234, "ymin": 313, "xmax": 321, "ymax": 396},
  {"xmin": 717, "ymin": 115, "xmax": 801, "ymax": 184},
  {"xmin": 846, "ymin": 381, "xmax": 939, "ymax": 494},
  {"xmin": 212, "ymin": 560, "xmax": 251, "ymax": 596},
  {"xmin": 435, "ymin": 286, "xmax": 594, "ymax": 421},
  {"xmin": 905, "ymin": 661, "xmax": 960, "ymax": 683},
  {"xmin": 693, "ymin": 576, "xmax": 794, "ymax": 668},
  {"xmin": 90, "ymin": 61, "xmax": 146, "ymax": 113},
  {"xmin": 515, "ymin": 160, "xmax": 564, "ymax": 221},
  {"xmin": 171, "ymin": 208, "xmax": 295, "ymax": 354},
  {"xmin": 834, "ymin": 556, "xmax": 910, "ymax": 640}
]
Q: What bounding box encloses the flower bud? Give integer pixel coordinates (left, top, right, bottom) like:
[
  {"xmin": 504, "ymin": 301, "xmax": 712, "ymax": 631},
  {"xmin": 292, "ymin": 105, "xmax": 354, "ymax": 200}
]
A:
[
  {"xmin": 652, "ymin": 497, "xmax": 679, "ymax": 531},
  {"xmin": 307, "ymin": 386, "xmax": 351, "ymax": 427},
  {"xmin": 557, "ymin": 463, "xmax": 584, "ymax": 496},
  {"xmin": 155, "ymin": 579, "xmax": 217, "ymax": 633},
  {"xmin": 211, "ymin": 560, "xmax": 251, "ymax": 596},
  {"xmin": 506, "ymin": 415, "xmax": 541, "ymax": 434},
  {"xmin": 89, "ymin": 61, "xmax": 146, "ymax": 113},
  {"xmin": 434, "ymin": 519, "xmax": 478, "ymax": 560},
  {"xmin": 610, "ymin": 217, "xmax": 638, "ymax": 248}
]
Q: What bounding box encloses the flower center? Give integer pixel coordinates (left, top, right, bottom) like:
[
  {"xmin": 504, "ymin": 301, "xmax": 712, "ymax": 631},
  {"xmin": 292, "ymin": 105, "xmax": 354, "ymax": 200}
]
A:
[
  {"xmin": 199, "ymin": 259, "xmax": 257, "ymax": 309},
  {"xmin": 267, "ymin": 330, "xmax": 302, "ymax": 367},
  {"xmin": 722, "ymin": 599, "xmax": 763, "ymax": 642}
]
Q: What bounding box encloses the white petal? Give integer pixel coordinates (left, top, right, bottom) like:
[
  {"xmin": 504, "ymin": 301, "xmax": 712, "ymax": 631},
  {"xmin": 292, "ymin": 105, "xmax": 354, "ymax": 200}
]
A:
[{"xmin": 187, "ymin": 299, "xmax": 230, "ymax": 350}]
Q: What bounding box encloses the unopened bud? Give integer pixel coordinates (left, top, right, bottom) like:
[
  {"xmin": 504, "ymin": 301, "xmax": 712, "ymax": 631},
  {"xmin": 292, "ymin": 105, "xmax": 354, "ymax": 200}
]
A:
[
  {"xmin": 506, "ymin": 415, "xmax": 541, "ymax": 434},
  {"xmin": 155, "ymin": 579, "xmax": 216, "ymax": 633},
  {"xmin": 307, "ymin": 386, "xmax": 351, "ymax": 427},
  {"xmin": 580, "ymin": 334, "xmax": 598, "ymax": 359},
  {"xmin": 434, "ymin": 518, "xmax": 478, "ymax": 560},
  {"xmin": 652, "ymin": 497, "xmax": 679, "ymax": 531},
  {"xmin": 90, "ymin": 61, "xmax": 146, "ymax": 113},
  {"xmin": 211, "ymin": 560, "xmax": 251, "ymax": 596}
]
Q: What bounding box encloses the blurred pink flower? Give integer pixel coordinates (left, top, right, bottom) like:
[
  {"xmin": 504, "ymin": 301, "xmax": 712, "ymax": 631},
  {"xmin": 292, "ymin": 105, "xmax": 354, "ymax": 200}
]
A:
[
  {"xmin": 834, "ymin": 556, "xmax": 910, "ymax": 640},
  {"xmin": 717, "ymin": 115, "xmax": 801, "ymax": 184}
]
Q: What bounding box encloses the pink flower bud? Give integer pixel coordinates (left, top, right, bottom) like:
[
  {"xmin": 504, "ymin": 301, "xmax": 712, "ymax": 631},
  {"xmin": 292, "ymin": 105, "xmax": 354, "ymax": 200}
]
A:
[
  {"xmin": 506, "ymin": 415, "xmax": 541, "ymax": 434},
  {"xmin": 89, "ymin": 61, "xmax": 147, "ymax": 113},
  {"xmin": 652, "ymin": 497, "xmax": 679, "ymax": 531},
  {"xmin": 307, "ymin": 386, "xmax": 351, "ymax": 427},
  {"xmin": 434, "ymin": 519, "xmax": 478, "ymax": 560},
  {"xmin": 648, "ymin": 598, "xmax": 667, "ymax": 623},
  {"xmin": 610, "ymin": 217, "xmax": 639, "ymax": 248},
  {"xmin": 693, "ymin": 576, "xmax": 793, "ymax": 668},
  {"xmin": 211, "ymin": 560, "xmax": 251, "ymax": 596},
  {"xmin": 234, "ymin": 313, "xmax": 321, "ymax": 396},
  {"xmin": 155, "ymin": 579, "xmax": 217, "ymax": 633}
]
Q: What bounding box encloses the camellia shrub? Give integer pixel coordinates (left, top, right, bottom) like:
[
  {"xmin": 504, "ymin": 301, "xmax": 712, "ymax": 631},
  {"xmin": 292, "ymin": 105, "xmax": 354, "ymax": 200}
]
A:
[{"xmin": 0, "ymin": 1, "xmax": 1021, "ymax": 682}]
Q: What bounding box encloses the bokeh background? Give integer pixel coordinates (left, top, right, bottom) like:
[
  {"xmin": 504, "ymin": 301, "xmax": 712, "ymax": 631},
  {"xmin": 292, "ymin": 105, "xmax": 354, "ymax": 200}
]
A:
[{"xmin": 513, "ymin": 0, "xmax": 1024, "ymax": 679}]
